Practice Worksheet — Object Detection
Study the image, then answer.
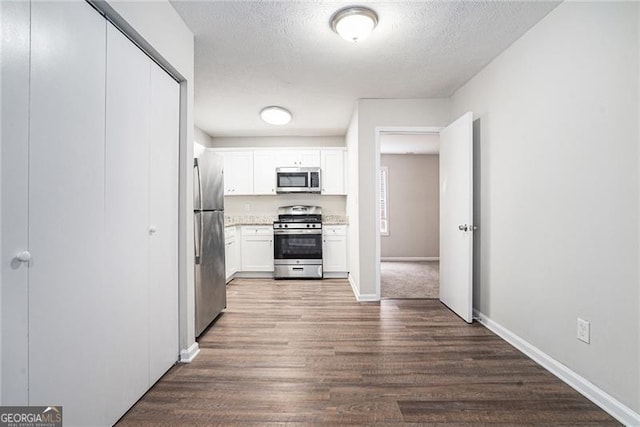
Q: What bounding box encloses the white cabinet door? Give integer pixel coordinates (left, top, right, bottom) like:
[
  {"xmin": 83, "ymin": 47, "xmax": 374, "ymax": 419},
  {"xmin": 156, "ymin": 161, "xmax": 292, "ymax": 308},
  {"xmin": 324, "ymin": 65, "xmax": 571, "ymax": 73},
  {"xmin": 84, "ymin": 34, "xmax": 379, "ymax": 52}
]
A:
[
  {"xmin": 223, "ymin": 151, "xmax": 253, "ymax": 195},
  {"xmin": 225, "ymin": 226, "xmax": 239, "ymax": 281},
  {"xmin": 148, "ymin": 59, "xmax": 180, "ymax": 385},
  {"xmin": 299, "ymin": 150, "xmax": 321, "ymax": 167},
  {"xmin": 241, "ymin": 226, "xmax": 274, "ymax": 271},
  {"xmin": 104, "ymin": 23, "xmax": 150, "ymax": 415},
  {"xmin": 321, "ymin": 149, "xmax": 347, "ymax": 195},
  {"xmin": 323, "ymin": 226, "xmax": 348, "ymax": 272},
  {"xmin": 274, "ymin": 149, "xmax": 320, "ymax": 167},
  {"xmin": 28, "ymin": 2, "xmax": 110, "ymax": 424},
  {"xmin": 253, "ymin": 151, "xmax": 276, "ymax": 194}
]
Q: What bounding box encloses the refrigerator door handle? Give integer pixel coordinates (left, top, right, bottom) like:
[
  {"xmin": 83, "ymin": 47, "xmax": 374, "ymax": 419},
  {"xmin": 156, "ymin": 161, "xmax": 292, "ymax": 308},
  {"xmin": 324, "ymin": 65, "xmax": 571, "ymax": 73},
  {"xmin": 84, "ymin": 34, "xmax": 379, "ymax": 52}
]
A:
[
  {"xmin": 194, "ymin": 213, "xmax": 201, "ymax": 265},
  {"xmin": 194, "ymin": 158, "xmax": 203, "ymax": 211}
]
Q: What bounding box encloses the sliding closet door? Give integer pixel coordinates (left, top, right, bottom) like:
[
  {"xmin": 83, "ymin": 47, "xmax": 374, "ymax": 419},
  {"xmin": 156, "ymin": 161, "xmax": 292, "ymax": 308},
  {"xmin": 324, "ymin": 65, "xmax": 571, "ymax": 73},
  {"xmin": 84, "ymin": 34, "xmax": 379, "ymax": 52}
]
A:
[
  {"xmin": 28, "ymin": 1, "xmax": 109, "ymax": 424},
  {"xmin": 148, "ymin": 63, "xmax": 180, "ymax": 384},
  {"xmin": 1, "ymin": 0, "xmax": 30, "ymax": 404},
  {"xmin": 104, "ymin": 23, "xmax": 151, "ymax": 416}
]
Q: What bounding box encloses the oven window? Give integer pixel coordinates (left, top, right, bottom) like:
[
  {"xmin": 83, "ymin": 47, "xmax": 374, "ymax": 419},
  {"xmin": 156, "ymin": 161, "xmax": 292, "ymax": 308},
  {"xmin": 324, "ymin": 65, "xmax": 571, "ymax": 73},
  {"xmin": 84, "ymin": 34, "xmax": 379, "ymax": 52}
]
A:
[
  {"xmin": 278, "ymin": 173, "xmax": 308, "ymax": 188},
  {"xmin": 274, "ymin": 234, "xmax": 322, "ymax": 259}
]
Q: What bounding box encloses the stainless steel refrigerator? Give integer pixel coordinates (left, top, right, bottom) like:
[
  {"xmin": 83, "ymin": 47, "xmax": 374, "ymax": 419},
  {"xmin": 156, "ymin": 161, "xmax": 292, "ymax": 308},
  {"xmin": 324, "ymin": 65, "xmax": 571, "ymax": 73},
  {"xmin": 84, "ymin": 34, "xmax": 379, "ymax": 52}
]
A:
[{"xmin": 193, "ymin": 150, "xmax": 226, "ymax": 337}]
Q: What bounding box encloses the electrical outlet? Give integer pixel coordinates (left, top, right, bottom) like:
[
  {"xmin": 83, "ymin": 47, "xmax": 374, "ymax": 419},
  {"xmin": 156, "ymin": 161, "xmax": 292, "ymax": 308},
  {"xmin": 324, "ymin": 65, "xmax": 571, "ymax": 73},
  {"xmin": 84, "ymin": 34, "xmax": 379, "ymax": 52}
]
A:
[
  {"xmin": 577, "ymin": 318, "xmax": 590, "ymax": 343},
  {"xmin": 244, "ymin": 203, "xmax": 251, "ymax": 212}
]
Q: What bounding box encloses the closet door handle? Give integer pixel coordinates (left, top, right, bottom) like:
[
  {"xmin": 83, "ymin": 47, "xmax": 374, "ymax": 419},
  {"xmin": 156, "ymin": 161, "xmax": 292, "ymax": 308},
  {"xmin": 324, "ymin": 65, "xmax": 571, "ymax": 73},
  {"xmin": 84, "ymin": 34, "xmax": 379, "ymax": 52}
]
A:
[{"xmin": 16, "ymin": 251, "xmax": 31, "ymax": 263}]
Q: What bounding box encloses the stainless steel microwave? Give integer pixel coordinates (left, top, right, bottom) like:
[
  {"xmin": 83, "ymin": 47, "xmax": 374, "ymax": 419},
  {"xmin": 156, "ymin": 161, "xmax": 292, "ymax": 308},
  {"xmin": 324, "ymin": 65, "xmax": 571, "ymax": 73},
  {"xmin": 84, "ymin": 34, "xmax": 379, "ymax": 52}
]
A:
[{"xmin": 275, "ymin": 167, "xmax": 321, "ymax": 193}]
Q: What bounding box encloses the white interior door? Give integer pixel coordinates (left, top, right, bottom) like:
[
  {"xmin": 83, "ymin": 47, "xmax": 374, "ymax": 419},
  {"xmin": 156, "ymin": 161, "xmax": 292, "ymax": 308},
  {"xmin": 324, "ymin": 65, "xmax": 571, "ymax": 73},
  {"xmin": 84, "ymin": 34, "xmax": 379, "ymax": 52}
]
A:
[{"xmin": 439, "ymin": 112, "xmax": 474, "ymax": 323}]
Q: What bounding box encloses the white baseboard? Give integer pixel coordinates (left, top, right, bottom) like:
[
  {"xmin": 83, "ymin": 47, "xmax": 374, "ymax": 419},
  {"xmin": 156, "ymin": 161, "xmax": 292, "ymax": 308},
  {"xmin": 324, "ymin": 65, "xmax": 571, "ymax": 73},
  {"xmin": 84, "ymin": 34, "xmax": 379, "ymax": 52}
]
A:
[
  {"xmin": 380, "ymin": 257, "xmax": 439, "ymax": 262},
  {"xmin": 348, "ymin": 273, "xmax": 379, "ymax": 302},
  {"xmin": 323, "ymin": 272, "xmax": 348, "ymax": 279},
  {"xmin": 234, "ymin": 271, "xmax": 274, "ymax": 279},
  {"xmin": 474, "ymin": 310, "xmax": 640, "ymax": 426},
  {"xmin": 179, "ymin": 342, "xmax": 200, "ymax": 363}
]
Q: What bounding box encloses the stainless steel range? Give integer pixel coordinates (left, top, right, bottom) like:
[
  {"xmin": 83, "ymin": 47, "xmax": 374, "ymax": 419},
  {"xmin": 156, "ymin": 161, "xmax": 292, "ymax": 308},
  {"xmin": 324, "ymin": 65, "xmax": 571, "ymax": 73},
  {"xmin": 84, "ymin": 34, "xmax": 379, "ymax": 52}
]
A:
[{"xmin": 273, "ymin": 205, "xmax": 323, "ymax": 279}]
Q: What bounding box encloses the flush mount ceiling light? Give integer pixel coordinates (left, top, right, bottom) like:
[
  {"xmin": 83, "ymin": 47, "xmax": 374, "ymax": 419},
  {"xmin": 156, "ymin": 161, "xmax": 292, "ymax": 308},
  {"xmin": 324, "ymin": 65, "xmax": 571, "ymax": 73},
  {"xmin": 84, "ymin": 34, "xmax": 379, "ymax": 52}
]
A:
[
  {"xmin": 260, "ymin": 106, "xmax": 292, "ymax": 125},
  {"xmin": 330, "ymin": 6, "xmax": 378, "ymax": 43}
]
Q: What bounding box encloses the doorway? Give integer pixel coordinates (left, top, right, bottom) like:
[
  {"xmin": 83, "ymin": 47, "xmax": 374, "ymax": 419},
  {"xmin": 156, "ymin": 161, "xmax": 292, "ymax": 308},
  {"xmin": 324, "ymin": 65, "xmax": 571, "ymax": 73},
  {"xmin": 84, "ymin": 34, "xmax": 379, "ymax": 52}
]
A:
[{"xmin": 376, "ymin": 128, "xmax": 442, "ymax": 299}]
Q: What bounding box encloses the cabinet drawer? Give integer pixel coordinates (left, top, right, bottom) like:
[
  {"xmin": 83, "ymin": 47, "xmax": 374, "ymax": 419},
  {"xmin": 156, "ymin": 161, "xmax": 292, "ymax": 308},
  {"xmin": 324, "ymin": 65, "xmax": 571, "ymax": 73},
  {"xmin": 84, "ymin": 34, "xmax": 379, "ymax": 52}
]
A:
[
  {"xmin": 323, "ymin": 225, "xmax": 347, "ymax": 236},
  {"xmin": 241, "ymin": 225, "xmax": 273, "ymax": 236}
]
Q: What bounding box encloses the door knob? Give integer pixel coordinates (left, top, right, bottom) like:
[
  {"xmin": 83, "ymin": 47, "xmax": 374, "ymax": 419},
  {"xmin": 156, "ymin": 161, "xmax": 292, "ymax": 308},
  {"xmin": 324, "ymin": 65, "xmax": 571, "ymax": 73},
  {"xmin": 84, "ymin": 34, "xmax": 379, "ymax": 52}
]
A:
[
  {"xmin": 458, "ymin": 224, "xmax": 468, "ymax": 232},
  {"xmin": 16, "ymin": 251, "xmax": 31, "ymax": 262},
  {"xmin": 149, "ymin": 225, "xmax": 157, "ymax": 235}
]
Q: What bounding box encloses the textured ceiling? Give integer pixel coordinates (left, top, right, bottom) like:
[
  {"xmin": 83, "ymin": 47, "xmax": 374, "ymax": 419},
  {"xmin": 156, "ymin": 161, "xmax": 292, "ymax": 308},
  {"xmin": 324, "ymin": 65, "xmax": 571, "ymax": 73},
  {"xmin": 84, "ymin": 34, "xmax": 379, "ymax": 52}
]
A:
[{"xmin": 171, "ymin": 1, "xmax": 560, "ymax": 137}]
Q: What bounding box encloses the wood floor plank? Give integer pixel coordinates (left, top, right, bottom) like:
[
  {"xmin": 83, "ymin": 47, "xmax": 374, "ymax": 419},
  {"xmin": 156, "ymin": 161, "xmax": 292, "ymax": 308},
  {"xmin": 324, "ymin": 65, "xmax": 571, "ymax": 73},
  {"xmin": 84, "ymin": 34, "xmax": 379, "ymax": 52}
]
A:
[{"xmin": 117, "ymin": 279, "xmax": 620, "ymax": 426}]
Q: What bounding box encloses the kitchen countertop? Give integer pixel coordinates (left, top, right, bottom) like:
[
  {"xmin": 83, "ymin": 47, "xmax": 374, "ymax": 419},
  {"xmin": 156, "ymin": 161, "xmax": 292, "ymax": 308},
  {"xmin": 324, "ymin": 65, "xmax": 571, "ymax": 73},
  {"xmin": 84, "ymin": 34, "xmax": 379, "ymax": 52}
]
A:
[
  {"xmin": 225, "ymin": 214, "xmax": 348, "ymax": 227},
  {"xmin": 224, "ymin": 215, "xmax": 275, "ymax": 227}
]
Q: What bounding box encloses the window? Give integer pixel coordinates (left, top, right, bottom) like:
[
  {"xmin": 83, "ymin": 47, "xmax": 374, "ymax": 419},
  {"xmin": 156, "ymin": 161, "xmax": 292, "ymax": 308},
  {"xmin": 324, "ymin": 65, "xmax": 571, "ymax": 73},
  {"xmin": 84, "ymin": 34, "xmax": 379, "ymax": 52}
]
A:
[{"xmin": 380, "ymin": 166, "xmax": 389, "ymax": 235}]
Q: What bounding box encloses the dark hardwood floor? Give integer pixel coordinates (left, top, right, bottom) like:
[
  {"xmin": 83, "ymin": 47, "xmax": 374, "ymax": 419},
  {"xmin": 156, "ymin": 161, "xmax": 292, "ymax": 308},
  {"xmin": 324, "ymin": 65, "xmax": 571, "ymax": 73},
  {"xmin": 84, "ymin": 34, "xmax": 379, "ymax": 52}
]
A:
[{"xmin": 117, "ymin": 278, "xmax": 619, "ymax": 426}]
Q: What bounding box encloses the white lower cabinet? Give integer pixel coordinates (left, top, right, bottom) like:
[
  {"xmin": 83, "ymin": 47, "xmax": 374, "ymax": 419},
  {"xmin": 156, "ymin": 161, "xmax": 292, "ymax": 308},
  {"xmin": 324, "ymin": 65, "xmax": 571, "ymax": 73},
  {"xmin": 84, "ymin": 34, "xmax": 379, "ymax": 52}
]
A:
[
  {"xmin": 241, "ymin": 226, "xmax": 274, "ymax": 272},
  {"xmin": 225, "ymin": 226, "xmax": 239, "ymax": 281},
  {"xmin": 323, "ymin": 225, "xmax": 348, "ymax": 276}
]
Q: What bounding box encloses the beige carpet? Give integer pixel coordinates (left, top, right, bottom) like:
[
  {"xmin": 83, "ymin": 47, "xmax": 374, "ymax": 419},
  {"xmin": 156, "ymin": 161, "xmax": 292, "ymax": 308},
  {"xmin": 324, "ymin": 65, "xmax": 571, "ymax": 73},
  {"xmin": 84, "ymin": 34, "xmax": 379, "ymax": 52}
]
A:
[{"xmin": 380, "ymin": 261, "xmax": 439, "ymax": 299}]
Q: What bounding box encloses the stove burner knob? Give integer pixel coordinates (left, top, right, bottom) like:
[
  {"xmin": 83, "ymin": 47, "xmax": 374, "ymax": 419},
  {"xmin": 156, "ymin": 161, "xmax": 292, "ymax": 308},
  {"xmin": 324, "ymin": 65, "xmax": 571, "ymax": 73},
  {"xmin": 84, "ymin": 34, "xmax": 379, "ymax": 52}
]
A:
[
  {"xmin": 306, "ymin": 224, "xmax": 310, "ymax": 228},
  {"xmin": 284, "ymin": 224, "xmax": 288, "ymax": 228}
]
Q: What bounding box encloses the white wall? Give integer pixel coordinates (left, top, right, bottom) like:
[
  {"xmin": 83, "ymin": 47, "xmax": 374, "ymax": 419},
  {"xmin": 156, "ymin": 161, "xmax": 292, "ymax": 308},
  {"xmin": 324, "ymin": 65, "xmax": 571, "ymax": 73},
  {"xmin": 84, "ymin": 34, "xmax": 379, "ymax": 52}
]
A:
[
  {"xmin": 100, "ymin": 0, "xmax": 197, "ymax": 357},
  {"xmin": 380, "ymin": 154, "xmax": 439, "ymax": 258},
  {"xmin": 210, "ymin": 135, "xmax": 345, "ymax": 148},
  {"xmin": 346, "ymin": 106, "xmax": 360, "ymax": 291},
  {"xmin": 354, "ymin": 99, "xmax": 450, "ymax": 297},
  {"xmin": 451, "ymin": 1, "xmax": 639, "ymax": 414},
  {"xmin": 195, "ymin": 126, "xmax": 213, "ymax": 147},
  {"xmin": 225, "ymin": 195, "xmax": 345, "ymax": 217}
]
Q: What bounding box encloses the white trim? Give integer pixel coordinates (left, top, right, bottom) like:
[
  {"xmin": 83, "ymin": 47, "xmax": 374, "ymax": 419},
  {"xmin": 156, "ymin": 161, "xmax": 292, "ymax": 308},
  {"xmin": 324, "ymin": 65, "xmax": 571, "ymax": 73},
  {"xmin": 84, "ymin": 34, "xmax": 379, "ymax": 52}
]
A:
[
  {"xmin": 379, "ymin": 166, "xmax": 389, "ymax": 236},
  {"xmin": 348, "ymin": 273, "xmax": 359, "ymax": 298},
  {"xmin": 356, "ymin": 293, "xmax": 379, "ymax": 302},
  {"xmin": 234, "ymin": 272, "xmax": 275, "ymax": 279},
  {"xmin": 474, "ymin": 310, "xmax": 640, "ymax": 426},
  {"xmin": 348, "ymin": 273, "xmax": 380, "ymax": 302},
  {"xmin": 323, "ymin": 272, "xmax": 348, "ymax": 279},
  {"xmin": 179, "ymin": 342, "xmax": 200, "ymax": 363},
  {"xmin": 380, "ymin": 257, "xmax": 439, "ymax": 262}
]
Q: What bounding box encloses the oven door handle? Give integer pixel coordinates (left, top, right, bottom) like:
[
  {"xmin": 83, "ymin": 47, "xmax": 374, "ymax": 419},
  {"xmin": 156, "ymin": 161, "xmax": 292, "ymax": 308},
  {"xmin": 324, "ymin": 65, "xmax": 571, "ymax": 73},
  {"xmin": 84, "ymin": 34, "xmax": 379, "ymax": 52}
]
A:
[{"xmin": 273, "ymin": 229, "xmax": 322, "ymax": 235}]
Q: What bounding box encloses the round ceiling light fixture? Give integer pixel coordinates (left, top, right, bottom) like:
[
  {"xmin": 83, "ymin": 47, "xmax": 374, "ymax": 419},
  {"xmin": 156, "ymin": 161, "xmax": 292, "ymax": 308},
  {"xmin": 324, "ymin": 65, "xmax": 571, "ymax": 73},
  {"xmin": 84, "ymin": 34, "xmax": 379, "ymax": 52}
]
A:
[
  {"xmin": 330, "ymin": 6, "xmax": 378, "ymax": 43},
  {"xmin": 260, "ymin": 106, "xmax": 292, "ymax": 125}
]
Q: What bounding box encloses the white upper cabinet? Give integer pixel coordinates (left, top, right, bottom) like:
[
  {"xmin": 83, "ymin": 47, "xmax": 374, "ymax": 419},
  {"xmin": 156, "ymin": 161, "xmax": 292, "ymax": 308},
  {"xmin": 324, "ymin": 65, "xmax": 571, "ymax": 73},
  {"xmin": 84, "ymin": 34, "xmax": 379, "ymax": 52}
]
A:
[
  {"xmin": 223, "ymin": 151, "xmax": 253, "ymax": 195},
  {"xmin": 274, "ymin": 149, "xmax": 320, "ymax": 167},
  {"xmin": 214, "ymin": 148, "xmax": 346, "ymax": 196},
  {"xmin": 320, "ymin": 149, "xmax": 347, "ymax": 195},
  {"xmin": 253, "ymin": 151, "xmax": 276, "ymax": 195}
]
